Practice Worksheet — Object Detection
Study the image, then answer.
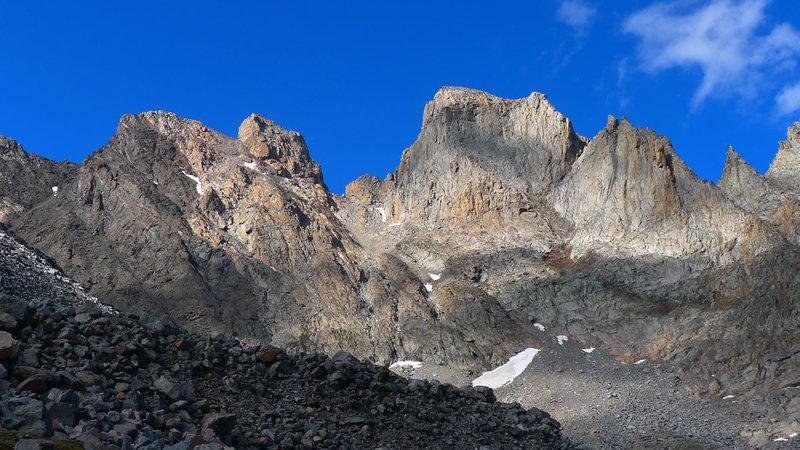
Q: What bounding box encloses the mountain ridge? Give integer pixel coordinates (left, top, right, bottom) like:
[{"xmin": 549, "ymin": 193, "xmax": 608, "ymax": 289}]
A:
[{"xmin": 2, "ymin": 88, "xmax": 800, "ymax": 429}]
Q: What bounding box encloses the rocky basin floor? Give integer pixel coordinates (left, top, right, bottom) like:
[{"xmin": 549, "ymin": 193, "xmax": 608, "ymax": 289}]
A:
[
  {"xmin": 396, "ymin": 341, "xmax": 800, "ymax": 449},
  {"xmin": 0, "ymin": 293, "xmax": 571, "ymax": 449}
]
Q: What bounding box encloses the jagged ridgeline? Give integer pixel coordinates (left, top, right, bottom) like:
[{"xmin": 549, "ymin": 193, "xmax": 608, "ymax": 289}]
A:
[{"xmin": 2, "ymin": 87, "xmax": 800, "ymax": 406}]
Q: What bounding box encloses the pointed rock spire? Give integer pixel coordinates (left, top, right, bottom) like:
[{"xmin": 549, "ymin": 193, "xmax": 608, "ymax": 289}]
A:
[{"xmin": 765, "ymin": 121, "xmax": 800, "ymax": 193}]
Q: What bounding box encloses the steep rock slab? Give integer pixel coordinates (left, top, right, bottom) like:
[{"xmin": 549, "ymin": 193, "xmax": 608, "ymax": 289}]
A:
[
  {"xmin": 766, "ymin": 121, "xmax": 800, "ymax": 193},
  {"xmin": 549, "ymin": 116, "xmax": 775, "ymax": 265},
  {"xmin": 718, "ymin": 145, "xmax": 800, "ymax": 245}
]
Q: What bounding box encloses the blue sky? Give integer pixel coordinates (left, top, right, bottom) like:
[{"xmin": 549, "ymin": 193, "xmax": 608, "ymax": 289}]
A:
[{"xmin": 1, "ymin": 1, "xmax": 799, "ymax": 194}]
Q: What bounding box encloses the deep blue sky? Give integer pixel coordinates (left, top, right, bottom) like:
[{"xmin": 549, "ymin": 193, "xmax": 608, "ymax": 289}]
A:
[{"xmin": 1, "ymin": 1, "xmax": 799, "ymax": 194}]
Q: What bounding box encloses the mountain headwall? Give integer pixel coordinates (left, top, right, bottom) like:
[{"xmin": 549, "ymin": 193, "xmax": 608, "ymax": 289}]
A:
[{"xmin": 2, "ymin": 88, "xmax": 800, "ymax": 410}]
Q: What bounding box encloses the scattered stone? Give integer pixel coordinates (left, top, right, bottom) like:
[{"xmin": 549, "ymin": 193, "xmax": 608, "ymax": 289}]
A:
[
  {"xmin": 255, "ymin": 347, "xmax": 281, "ymax": 363},
  {"xmin": 16, "ymin": 375, "xmax": 47, "ymax": 394},
  {"xmin": 333, "ymin": 351, "xmax": 359, "ymax": 363},
  {"xmin": 0, "ymin": 251, "xmax": 568, "ymax": 449},
  {"xmin": 201, "ymin": 412, "xmax": 237, "ymax": 436},
  {"xmin": 0, "ymin": 330, "xmax": 14, "ymax": 359}
]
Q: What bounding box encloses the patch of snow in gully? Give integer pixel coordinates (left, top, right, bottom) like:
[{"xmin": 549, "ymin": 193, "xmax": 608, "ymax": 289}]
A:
[
  {"xmin": 389, "ymin": 361, "xmax": 423, "ymax": 370},
  {"xmin": 182, "ymin": 171, "xmax": 205, "ymax": 195},
  {"xmin": 472, "ymin": 348, "xmax": 540, "ymax": 389}
]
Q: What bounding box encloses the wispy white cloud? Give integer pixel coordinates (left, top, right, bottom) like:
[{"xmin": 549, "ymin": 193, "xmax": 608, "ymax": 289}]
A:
[
  {"xmin": 557, "ymin": 0, "xmax": 596, "ymax": 29},
  {"xmin": 617, "ymin": 57, "xmax": 631, "ymax": 108},
  {"xmin": 623, "ymin": 0, "xmax": 800, "ymax": 112},
  {"xmin": 777, "ymin": 82, "xmax": 800, "ymax": 115}
]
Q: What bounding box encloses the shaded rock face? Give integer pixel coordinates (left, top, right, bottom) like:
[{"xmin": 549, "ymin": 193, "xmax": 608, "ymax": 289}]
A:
[
  {"xmin": 0, "ymin": 225, "xmax": 98, "ymax": 307},
  {"xmin": 2, "ymin": 88, "xmax": 800, "ymax": 415},
  {"xmin": 0, "ymin": 136, "xmax": 76, "ymax": 222}
]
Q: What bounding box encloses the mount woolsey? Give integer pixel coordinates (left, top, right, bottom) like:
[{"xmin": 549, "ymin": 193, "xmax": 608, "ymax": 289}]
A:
[{"xmin": 2, "ymin": 86, "xmax": 800, "ymax": 446}]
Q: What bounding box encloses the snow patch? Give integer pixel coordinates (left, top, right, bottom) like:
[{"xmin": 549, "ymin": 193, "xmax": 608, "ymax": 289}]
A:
[
  {"xmin": 153, "ymin": 181, "xmax": 159, "ymax": 185},
  {"xmin": 429, "ymin": 273, "xmax": 441, "ymax": 281},
  {"xmin": 775, "ymin": 437, "xmax": 788, "ymax": 442},
  {"xmin": 472, "ymin": 348, "xmax": 540, "ymax": 389},
  {"xmin": 51, "ymin": 186, "xmax": 58, "ymax": 195},
  {"xmin": 387, "ymin": 222, "xmax": 403, "ymax": 227},
  {"xmin": 533, "ymin": 323, "xmax": 546, "ymax": 332},
  {"xmin": 790, "ymin": 432, "xmax": 799, "ymax": 438},
  {"xmin": 243, "ymin": 162, "xmax": 257, "ymax": 170},
  {"xmin": 424, "ymin": 283, "xmax": 433, "ymax": 292},
  {"xmin": 634, "ymin": 359, "xmax": 647, "ymax": 365},
  {"xmin": 722, "ymin": 395, "xmax": 735, "ymax": 399},
  {"xmin": 556, "ymin": 335, "xmax": 568, "ymax": 345},
  {"xmin": 376, "ymin": 207, "xmax": 387, "ymax": 222},
  {"xmin": 582, "ymin": 347, "xmax": 595, "ymax": 354},
  {"xmin": 182, "ymin": 171, "xmax": 205, "ymax": 195},
  {"xmin": 389, "ymin": 361, "xmax": 423, "ymax": 370}
]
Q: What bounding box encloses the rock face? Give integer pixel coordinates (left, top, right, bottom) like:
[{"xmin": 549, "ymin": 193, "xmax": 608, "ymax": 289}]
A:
[
  {"xmin": 550, "ymin": 116, "xmax": 774, "ymax": 264},
  {"xmin": 2, "ymin": 109, "xmax": 532, "ymax": 373},
  {"xmin": 720, "ymin": 136, "xmax": 800, "ymax": 246},
  {"xmin": 2, "ymin": 87, "xmax": 800, "ymax": 421},
  {"xmin": 0, "ymin": 135, "xmax": 76, "ymax": 222},
  {"xmin": 766, "ymin": 121, "xmax": 800, "ymax": 192},
  {"xmin": 346, "ymin": 86, "xmax": 586, "ymax": 235}
]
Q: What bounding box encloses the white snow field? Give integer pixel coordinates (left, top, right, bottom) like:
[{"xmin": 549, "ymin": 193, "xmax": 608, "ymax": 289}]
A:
[{"xmin": 472, "ymin": 348, "xmax": 540, "ymax": 389}]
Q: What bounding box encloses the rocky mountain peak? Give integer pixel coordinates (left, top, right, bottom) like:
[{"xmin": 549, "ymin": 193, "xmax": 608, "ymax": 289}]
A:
[
  {"xmin": 238, "ymin": 113, "xmax": 323, "ymax": 184},
  {"xmin": 0, "ymin": 135, "xmax": 76, "ymax": 223},
  {"xmin": 550, "ymin": 116, "xmax": 768, "ymax": 262},
  {"xmin": 719, "ymin": 145, "xmax": 758, "ymax": 184},
  {"xmin": 765, "ymin": 121, "xmax": 800, "ymax": 193},
  {"xmin": 720, "ymin": 141, "xmax": 800, "ymax": 245},
  {"xmin": 551, "ymin": 116, "xmax": 682, "ymax": 230},
  {"xmin": 419, "ymin": 87, "xmax": 586, "ymax": 171},
  {"xmin": 0, "ymin": 134, "xmax": 21, "ymax": 153},
  {"xmin": 117, "ymin": 110, "xmax": 199, "ymax": 134},
  {"xmin": 423, "ymin": 86, "xmax": 528, "ymax": 122},
  {"xmin": 345, "ymin": 87, "xmax": 588, "ymax": 234}
]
